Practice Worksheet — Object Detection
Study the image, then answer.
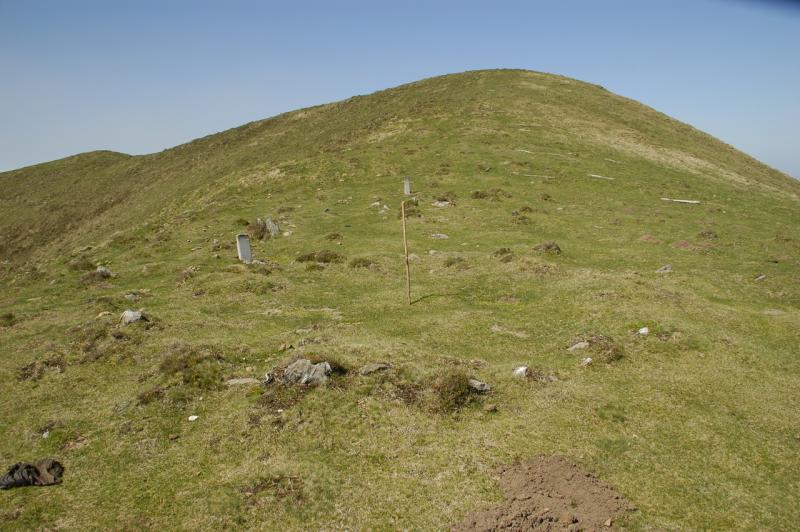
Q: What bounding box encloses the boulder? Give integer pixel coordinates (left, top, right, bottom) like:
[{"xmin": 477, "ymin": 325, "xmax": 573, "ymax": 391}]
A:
[
  {"xmin": 468, "ymin": 378, "xmax": 492, "ymax": 394},
  {"xmin": 282, "ymin": 359, "xmax": 332, "ymax": 386},
  {"xmin": 655, "ymin": 264, "xmax": 673, "ymax": 273},
  {"xmin": 120, "ymin": 309, "xmax": 146, "ymax": 325},
  {"xmin": 512, "ymin": 366, "xmax": 530, "ymax": 378}
]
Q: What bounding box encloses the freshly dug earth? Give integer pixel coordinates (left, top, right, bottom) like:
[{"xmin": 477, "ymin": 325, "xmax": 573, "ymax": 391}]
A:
[{"xmin": 454, "ymin": 456, "xmax": 633, "ymax": 531}]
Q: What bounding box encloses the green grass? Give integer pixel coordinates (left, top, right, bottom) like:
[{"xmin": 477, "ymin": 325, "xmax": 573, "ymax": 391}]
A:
[{"xmin": 0, "ymin": 69, "xmax": 799, "ymax": 530}]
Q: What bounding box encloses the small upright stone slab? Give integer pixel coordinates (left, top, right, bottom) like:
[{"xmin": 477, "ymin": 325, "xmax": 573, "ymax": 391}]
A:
[
  {"xmin": 403, "ymin": 177, "xmax": 411, "ymax": 196},
  {"xmin": 236, "ymin": 234, "xmax": 252, "ymax": 263},
  {"xmin": 264, "ymin": 218, "xmax": 280, "ymax": 238}
]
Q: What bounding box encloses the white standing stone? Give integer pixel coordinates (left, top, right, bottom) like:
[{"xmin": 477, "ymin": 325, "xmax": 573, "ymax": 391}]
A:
[
  {"xmin": 236, "ymin": 234, "xmax": 252, "ymax": 263},
  {"xmin": 403, "ymin": 177, "xmax": 411, "ymax": 196}
]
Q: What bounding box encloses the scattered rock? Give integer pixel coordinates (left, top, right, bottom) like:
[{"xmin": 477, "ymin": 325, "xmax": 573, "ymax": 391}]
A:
[
  {"xmin": 655, "ymin": 264, "xmax": 673, "ymax": 273},
  {"xmin": 408, "ymin": 253, "xmax": 420, "ymax": 261},
  {"xmin": 225, "ymin": 378, "xmax": 261, "ymax": 386},
  {"xmin": 484, "ymin": 403, "xmax": 498, "ymax": 413},
  {"xmin": 261, "ymin": 373, "xmax": 274, "ymax": 385},
  {"xmin": 638, "ymin": 327, "xmax": 650, "ymax": 336},
  {"xmin": 432, "ymin": 200, "xmax": 452, "ymax": 208},
  {"xmin": 96, "ymin": 311, "xmax": 112, "ymax": 319},
  {"xmin": 282, "ymin": 359, "xmax": 332, "ymax": 386},
  {"xmin": 431, "ymin": 233, "xmax": 449, "ymax": 239},
  {"xmin": 264, "ymin": 217, "xmax": 280, "ymax": 238},
  {"xmin": 579, "ymin": 357, "xmax": 593, "ymax": 368},
  {"xmin": 755, "ymin": 274, "xmax": 766, "ymax": 281},
  {"xmin": 359, "ymin": 362, "xmax": 392, "ymax": 376},
  {"xmin": 512, "ymin": 366, "xmax": 530, "ymax": 378},
  {"xmin": 95, "ymin": 265, "xmax": 114, "ymax": 278},
  {"xmin": 468, "ymin": 379, "xmax": 492, "ymax": 394},
  {"xmin": 567, "ymin": 341, "xmax": 590, "ymax": 352},
  {"xmin": 605, "ymin": 517, "xmax": 614, "ymax": 527},
  {"xmin": 120, "ymin": 309, "xmax": 147, "ymax": 325},
  {"xmin": 188, "ymin": 415, "xmax": 199, "ymax": 422}
]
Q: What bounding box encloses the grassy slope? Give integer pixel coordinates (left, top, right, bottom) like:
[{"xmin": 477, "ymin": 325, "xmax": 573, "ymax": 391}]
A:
[{"xmin": 0, "ymin": 69, "xmax": 798, "ymax": 529}]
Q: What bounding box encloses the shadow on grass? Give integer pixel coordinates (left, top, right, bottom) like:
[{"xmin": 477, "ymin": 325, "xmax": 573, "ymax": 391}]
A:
[{"xmin": 410, "ymin": 292, "xmax": 461, "ymax": 305}]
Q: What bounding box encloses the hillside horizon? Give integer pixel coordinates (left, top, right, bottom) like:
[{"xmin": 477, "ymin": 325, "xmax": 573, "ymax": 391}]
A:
[{"xmin": 3, "ymin": 69, "xmax": 798, "ymax": 183}]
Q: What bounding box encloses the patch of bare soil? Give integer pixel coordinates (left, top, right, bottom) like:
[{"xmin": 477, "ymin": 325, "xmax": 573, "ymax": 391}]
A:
[{"xmin": 453, "ymin": 456, "xmax": 633, "ymax": 531}]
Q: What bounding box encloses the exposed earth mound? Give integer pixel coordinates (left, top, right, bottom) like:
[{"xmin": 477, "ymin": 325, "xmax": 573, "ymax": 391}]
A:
[{"xmin": 454, "ymin": 456, "xmax": 633, "ymax": 531}]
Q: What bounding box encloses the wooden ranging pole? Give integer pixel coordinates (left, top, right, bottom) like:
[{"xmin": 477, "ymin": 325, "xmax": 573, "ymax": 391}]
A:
[{"xmin": 400, "ymin": 200, "xmax": 412, "ymax": 305}]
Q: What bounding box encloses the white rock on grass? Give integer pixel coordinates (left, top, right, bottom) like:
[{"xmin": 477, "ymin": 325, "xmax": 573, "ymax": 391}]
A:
[
  {"xmin": 512, "ymin": 366, "xmax": 530, "ymax": 378},
  {"xmin": 655, "ymin": 264, "xmax": 673, "ymax": 273},
  {"xmin": 638, "ymin": 327, "xmax": 650, "ymax": 336},
  {"xmin": 567, "ymin": 341, "xmax": 590, "ymax": 352},
  {"xmin": 579, "ymin": 357, "xmax": 593, "ymax": 368},
  {"xmin": 430, "ymin": 233, "xmax": 449, "ymax": 239},
  {"xmin": 188, "ymin": 415, "xmax": 199, "ymax": 422},
  {"xmin": 120, "ymin": 309, "xmax": 145, "ymax": 325},
  {"xmin": 225, "ymin": 378, "xmax": 261, "ymax": 386},
  {"xmin": 359, "ymin": 362, "xmax": 392, "ymax": 376},
  {"xmin": 96, "ymin": 265, "xmax": 114, "ymax": 278}
]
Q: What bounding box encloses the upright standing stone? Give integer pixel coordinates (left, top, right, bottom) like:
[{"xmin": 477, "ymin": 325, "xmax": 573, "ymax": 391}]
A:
[
  {"xmin": 403, "ymin": 177, "xmax": 411, "ymax": 196},
  {"xmin": 264, "ymin": 217, "xmax": 280, "ymax": 238},
  {"xmin": 236, "ymin": 234, "xmax": 252, "ymax": 263}
]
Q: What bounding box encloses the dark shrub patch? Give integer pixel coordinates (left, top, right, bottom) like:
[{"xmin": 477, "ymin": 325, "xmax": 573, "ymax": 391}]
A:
[
  {"xmin": 471, "ymin": 188, "xmax": 512, "ymax": 200},
  {"xmin": 444, "ymin": 256, "xmax": 466, "ymax": 268},
  {"xmin": 424, "ymin": 369, "xmax": 473, "ymax": 413},
  {"xmin": 247, "ymin": 219, "xmax": 268, "ymax": 241},
  {"xmin": 534, "ymin": 241, "xmax": 562, "ymax": 254},
  {"xmin": 68, "ymin": 256, "xmax": 94, "ymax": 271},
  {"xmin": 297, "ymin": 250, "xmax": 344, "ymax": 264},
  {"xmin": 17, "ymin": 354, "xmax": 66, "ymax": 381},
  {"xmin": 137, "ymin": 386, "xmax": 166, "ymax": 405},
  {"xmin": 242, "ymin": 475, "xmax": 305, "ymax": 504},
  {"xmin": 0, "ymin": 312, "xmax": 14, "ymax": 327},
  {"xmin": 349, "ymin": 257, "xmax": 376, "ymax": 269}
]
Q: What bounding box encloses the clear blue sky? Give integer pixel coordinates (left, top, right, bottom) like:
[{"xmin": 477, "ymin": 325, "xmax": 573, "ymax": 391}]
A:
[{"xmin": 1, "ymin": 0, "xmax": 798, "ymax": 177}]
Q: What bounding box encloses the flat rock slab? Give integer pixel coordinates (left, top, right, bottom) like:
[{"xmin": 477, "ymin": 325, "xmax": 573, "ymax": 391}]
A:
[
  {"xmin": 468, "ymin": 379, "xmax": 491, "ymax": 394},
  {"xmin": 567, "ymin": 341, "xmax": 589, "ymax": 352},
  {"xmin": 225, "ymin": 378, "xmax": 261, "ymax": 386},
  {"xmin": 453, "ymin": 455, "xmax": 634, "ymax": 531},
  {"xmin": 359, "ymin": 362, "xmax": 393, "ymax": 376}
]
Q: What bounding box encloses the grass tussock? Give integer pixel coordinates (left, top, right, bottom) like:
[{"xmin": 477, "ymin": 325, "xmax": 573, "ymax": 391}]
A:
[
  {"xmin": 17, "ymin": 354, "xmax": 66, "ymax": 381},
  {"xmin": 421, "ymin": 369, "xmax": 475, "ymax": 414},
  {"xmin": 534, "ymin": 241, "xmax": 562, "ymax": 254},
  {"xmin": 349, "ymin": 257, "xmax": 376, "ymax": 269},
  {"xmin": 471, "ymin": 188, "xmax": 512, "ymax": 200},
  {"xmin": 242, "ymin": 475, "xmax": 305, "ymax": 504},
  {"xmin": 296, "ymin": 250, "xmax": 345, "ymax": 264},
  {"xmin": 68, "ymin": 255, "xmax": 94, "ymax": 271},
  {"xmin": 158, "ymin": 342, "xmax": 225, "ymax": 389},
  {"xmin": 0, "ymin": 312, "xmax": 15, "ymax": 327}
]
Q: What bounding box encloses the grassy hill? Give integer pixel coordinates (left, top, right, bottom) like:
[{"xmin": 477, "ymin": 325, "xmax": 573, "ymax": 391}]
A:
[{"xmin": 0, "ymin": 69, "xmax": 798, "ymax": 529}]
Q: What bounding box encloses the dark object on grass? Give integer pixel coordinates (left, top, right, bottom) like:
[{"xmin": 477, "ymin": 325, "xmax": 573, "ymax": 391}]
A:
[
  {"xmin": 0, "ymin": 459, "xmax": 64, "ymax": 489},
  {"xmin": 534, "ymin": 241, "xmax": 561, "ymax": 254}
]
